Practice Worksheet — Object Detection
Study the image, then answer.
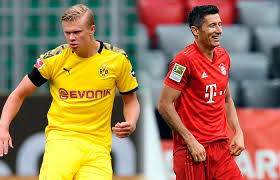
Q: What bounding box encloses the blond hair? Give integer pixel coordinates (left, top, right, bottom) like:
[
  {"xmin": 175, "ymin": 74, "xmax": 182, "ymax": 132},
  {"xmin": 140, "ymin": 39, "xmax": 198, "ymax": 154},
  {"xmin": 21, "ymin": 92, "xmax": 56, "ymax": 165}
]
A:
[{"xmin": 61, "ymin": 4, "xmax": 94, "ymax": 27}]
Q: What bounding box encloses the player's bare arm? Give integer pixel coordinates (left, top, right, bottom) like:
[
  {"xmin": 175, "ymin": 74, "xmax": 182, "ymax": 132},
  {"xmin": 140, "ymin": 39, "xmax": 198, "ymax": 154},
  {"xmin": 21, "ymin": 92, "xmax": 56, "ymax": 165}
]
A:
[
  {"xmin": 112, "ymin": 92, "xmax": 140, "ymax": 138},
  {"xmin": 225, "ymin": 83, "xmax": 245, "ymax": 156},
  {"xmin": 157, "ymin": 84, "xmax": 206, "ymax": 162},
  {"xmin": 0, "ymin": 76, "xmax": 38, "ymax": 157}
]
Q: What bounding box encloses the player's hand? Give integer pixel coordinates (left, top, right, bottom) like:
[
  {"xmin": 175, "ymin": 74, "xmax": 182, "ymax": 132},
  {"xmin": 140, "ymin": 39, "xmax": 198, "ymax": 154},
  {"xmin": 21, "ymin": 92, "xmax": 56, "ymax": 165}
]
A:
[
  {"xmin": 112, "ymin": 121, "xmax": 136, "ymax": 138},
  {"xmin": 0, "ymin": 124, "xmax": 13, "ymax": 157},
  {"xmin": 186, "ymin": 139, "xmax": 206, "ymax": 162},
  {"xmin": 229, "ymin": 132, "xmax": 245, "ymax": 156}
]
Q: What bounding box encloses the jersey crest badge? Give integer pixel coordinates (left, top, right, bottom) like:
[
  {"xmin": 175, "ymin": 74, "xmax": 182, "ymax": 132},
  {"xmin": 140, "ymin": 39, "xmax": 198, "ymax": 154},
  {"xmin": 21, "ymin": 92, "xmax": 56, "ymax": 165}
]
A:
[
  {"xmin": 169, "ymin": 63, "xmax": 186, "ymax": 82},
  {"xmin": 219, "ymin": 63, "xmax": 227, "ymax": 76},
  {"xmin": 34, "ymin": 58, "xmax": 45, "ymax": 70},
  {"xmin": 99, "ymin": 64, "xmax": 109, "ymax": 77}
]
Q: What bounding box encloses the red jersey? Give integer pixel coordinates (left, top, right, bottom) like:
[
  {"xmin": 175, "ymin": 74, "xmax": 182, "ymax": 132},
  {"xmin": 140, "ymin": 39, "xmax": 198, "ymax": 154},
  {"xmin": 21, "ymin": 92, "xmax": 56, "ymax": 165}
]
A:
[{"xmin": 164, "ymin": 42, "xmax": 230, "ymax": 152}]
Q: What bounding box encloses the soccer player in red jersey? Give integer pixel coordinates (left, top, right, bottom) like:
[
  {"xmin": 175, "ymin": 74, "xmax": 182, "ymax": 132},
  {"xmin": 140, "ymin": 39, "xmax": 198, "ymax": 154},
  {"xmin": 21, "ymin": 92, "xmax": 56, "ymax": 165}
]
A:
[{"xmin": 157, "ymin": 5, "xmax": 244, "ymax": 180}]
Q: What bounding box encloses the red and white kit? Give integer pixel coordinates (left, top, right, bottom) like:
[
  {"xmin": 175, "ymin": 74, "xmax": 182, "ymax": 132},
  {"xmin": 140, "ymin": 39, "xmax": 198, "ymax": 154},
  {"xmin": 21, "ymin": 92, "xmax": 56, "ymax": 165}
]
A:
[{"xmin": 164, "ymin": 42, "xmax": 242, "ymax": 180}]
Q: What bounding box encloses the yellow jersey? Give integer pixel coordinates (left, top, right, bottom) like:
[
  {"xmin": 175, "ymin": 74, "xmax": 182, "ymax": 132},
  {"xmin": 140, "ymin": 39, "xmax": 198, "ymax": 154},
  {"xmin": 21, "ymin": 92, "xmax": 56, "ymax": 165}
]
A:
[{"xmin": 30, "ymin": 41, "xmax": 138, "ymax": 151}]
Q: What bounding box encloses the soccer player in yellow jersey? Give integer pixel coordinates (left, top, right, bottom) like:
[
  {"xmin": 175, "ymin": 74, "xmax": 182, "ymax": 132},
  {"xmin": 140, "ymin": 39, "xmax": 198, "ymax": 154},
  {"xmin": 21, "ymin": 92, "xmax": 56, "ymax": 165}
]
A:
[{"xmin": 0, "ymin": 4, "xmax": 140, "ymax": 180}]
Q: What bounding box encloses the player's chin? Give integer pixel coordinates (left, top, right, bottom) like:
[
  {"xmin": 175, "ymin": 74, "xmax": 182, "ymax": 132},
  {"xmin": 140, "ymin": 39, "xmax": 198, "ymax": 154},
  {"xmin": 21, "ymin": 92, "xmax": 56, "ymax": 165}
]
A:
[{"xmin": 212, "ymin": 41, "xmax": 220, "ymax": 47}]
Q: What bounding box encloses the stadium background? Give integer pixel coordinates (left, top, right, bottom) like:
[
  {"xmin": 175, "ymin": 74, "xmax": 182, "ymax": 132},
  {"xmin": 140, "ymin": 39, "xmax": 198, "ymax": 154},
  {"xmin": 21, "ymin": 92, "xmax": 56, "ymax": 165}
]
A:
[{"xmin": 1, "ymin": 0, "xmax": 280, "ymax": 180}]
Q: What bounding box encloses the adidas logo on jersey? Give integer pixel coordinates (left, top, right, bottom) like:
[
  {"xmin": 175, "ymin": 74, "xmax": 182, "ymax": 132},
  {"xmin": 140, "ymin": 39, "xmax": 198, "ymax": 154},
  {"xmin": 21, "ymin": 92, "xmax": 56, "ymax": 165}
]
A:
[{"xmin": 201, "ymin": 72, "xmax": 208, "ymax": 79}]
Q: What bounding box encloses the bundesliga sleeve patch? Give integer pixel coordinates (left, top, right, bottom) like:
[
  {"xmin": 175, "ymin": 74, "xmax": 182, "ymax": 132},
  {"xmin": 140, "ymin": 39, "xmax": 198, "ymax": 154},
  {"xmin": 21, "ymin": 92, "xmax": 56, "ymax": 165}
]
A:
[
  {"xmin": 131, "ymin": 68, "xmax": 136, "ymax": 78},
  {"xmin": 169, "ymin": 63, "xmax": 186, "ymax": 82},
  {"xmin": 34, "ymin": 58, "xmax": 45, "ymax": 70}
]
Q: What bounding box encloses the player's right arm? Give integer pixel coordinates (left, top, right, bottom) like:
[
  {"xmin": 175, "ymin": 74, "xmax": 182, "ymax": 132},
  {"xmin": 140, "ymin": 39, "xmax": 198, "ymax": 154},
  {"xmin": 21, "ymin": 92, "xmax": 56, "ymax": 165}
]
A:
[
  {"xmin": 0, "ymin": 75, "xmax": 38, "ymax": 157},
  {"xmin": 157, "ymin": 84, "xmax": 206, "ymax": 162}
]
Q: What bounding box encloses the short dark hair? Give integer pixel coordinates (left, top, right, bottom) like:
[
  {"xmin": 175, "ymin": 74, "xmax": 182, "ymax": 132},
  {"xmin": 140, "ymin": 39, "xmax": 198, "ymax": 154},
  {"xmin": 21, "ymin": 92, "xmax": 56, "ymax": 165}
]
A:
[{"xmin": 188, "ymin": 5, "xmax": 219, "ymax": 29}]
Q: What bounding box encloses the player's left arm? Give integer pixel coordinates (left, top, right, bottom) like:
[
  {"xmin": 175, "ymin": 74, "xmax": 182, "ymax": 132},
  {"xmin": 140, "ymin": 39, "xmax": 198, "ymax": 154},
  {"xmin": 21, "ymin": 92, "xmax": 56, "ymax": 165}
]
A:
[
  {"xmin": 225, "ymin": 83, "xmax": 245, "ymax": 156},
  {"xmin": 112, "ymin": 92, "xmax": 140, "ymax": 138}
]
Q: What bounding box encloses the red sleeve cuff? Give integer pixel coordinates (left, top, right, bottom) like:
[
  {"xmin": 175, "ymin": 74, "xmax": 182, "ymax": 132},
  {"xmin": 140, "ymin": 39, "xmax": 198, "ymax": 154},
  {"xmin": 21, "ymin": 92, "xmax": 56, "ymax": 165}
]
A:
[{"xmin": 164, "ymin": 78, "xmax": 183, "ymax": 91}]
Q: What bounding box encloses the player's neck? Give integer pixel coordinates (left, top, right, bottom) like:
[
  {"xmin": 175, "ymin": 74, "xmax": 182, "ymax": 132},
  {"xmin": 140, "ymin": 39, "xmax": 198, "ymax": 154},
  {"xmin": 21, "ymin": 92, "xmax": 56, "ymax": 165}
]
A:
[
  {"xmin": 90, "ymin": 40, "xmax": 100, "ymax": 56},
  {"xmin": 195, "ymin": 41, "xmax": 214, "ymax": 62}
]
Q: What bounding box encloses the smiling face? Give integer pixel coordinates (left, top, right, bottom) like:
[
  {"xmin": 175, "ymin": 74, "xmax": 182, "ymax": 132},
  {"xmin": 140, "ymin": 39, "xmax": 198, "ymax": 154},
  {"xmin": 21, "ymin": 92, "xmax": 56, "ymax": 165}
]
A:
[
  {"xmin": 62, "ymin": 14, "xmax": 95, "ymax": 53},
  {"xmin": 192, "ymin": 13, "xmax": 222, "ymax": 50}
]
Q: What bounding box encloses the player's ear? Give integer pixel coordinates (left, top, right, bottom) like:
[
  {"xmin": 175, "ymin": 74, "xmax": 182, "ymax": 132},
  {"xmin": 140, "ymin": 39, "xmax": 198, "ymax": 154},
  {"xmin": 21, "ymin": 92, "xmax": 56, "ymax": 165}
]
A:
[
  {"xmin": 89, "ymin": 25, "xmax": 96, "ymax": 36},
  {"xmin": 191, "ymin": 26, "xmax": 199, "ymax": 37}
]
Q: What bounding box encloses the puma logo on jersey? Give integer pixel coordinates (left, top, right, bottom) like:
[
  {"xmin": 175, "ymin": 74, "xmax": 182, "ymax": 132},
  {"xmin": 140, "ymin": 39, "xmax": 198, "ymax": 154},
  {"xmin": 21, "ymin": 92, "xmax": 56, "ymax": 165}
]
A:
[
  {"xmin": 63, "ymin": 68, "xmax": 72, "ymax": 75},
  {"xmin": 201, "ymin": 72, "xmax": 208, "ymax": 79}
]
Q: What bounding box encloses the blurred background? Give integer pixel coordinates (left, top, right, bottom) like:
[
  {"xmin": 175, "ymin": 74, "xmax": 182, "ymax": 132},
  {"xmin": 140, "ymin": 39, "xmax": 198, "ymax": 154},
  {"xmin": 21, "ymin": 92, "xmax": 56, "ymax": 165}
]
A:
[{"xmin": 1, "ymin": 0, "xmax": 280, "ymax": 180}]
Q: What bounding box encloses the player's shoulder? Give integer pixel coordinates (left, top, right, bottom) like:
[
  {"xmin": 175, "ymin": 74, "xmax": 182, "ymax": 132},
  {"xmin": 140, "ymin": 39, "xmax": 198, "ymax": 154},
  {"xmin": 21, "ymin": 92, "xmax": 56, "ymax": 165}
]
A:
[
  {"xmin": 173, "ymin": 43, "xmax": 196, "ymax": 63},
  {"xmin": 184, "ymin": 43, "xmax": 200, "ymax": 58},
  {"xmin": 102, "ymin": 42, "xmax": 128, "ymax": 59},
  {"xmin": 41, "ymin": 44, "xmax": 71, "ymax": 61}
]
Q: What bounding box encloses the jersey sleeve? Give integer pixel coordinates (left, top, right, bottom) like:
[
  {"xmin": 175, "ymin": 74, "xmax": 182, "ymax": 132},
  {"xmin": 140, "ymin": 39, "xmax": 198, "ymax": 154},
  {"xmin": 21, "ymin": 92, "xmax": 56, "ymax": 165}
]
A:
[
  {"xmin": 27, "ymin": 55, "xmax": 52, "ymax": 87},
  {"xmin": 35, "ymin": 45, "xmax": 67, "ymax": 80},
  {"xmin": 28, "ymin": 67, "xmax": 47, "ymax": 87},
  {"xmin": 34, "ymin": 56, "xmax": 52, "ymax": 80},
  {"xmin": 116, "ymin": 55, "xmax": 138, "ymax": 94},
  {"xmin": 164, "ymin": 53, "xmax": 190, "ymax": 91}
]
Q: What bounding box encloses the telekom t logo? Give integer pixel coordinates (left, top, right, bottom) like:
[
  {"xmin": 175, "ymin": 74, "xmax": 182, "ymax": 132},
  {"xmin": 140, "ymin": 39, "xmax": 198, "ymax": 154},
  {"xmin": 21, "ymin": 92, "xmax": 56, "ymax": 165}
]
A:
[{"xmin": 205, "ymin": 84, "xmax": 217, "ymax": 103}]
